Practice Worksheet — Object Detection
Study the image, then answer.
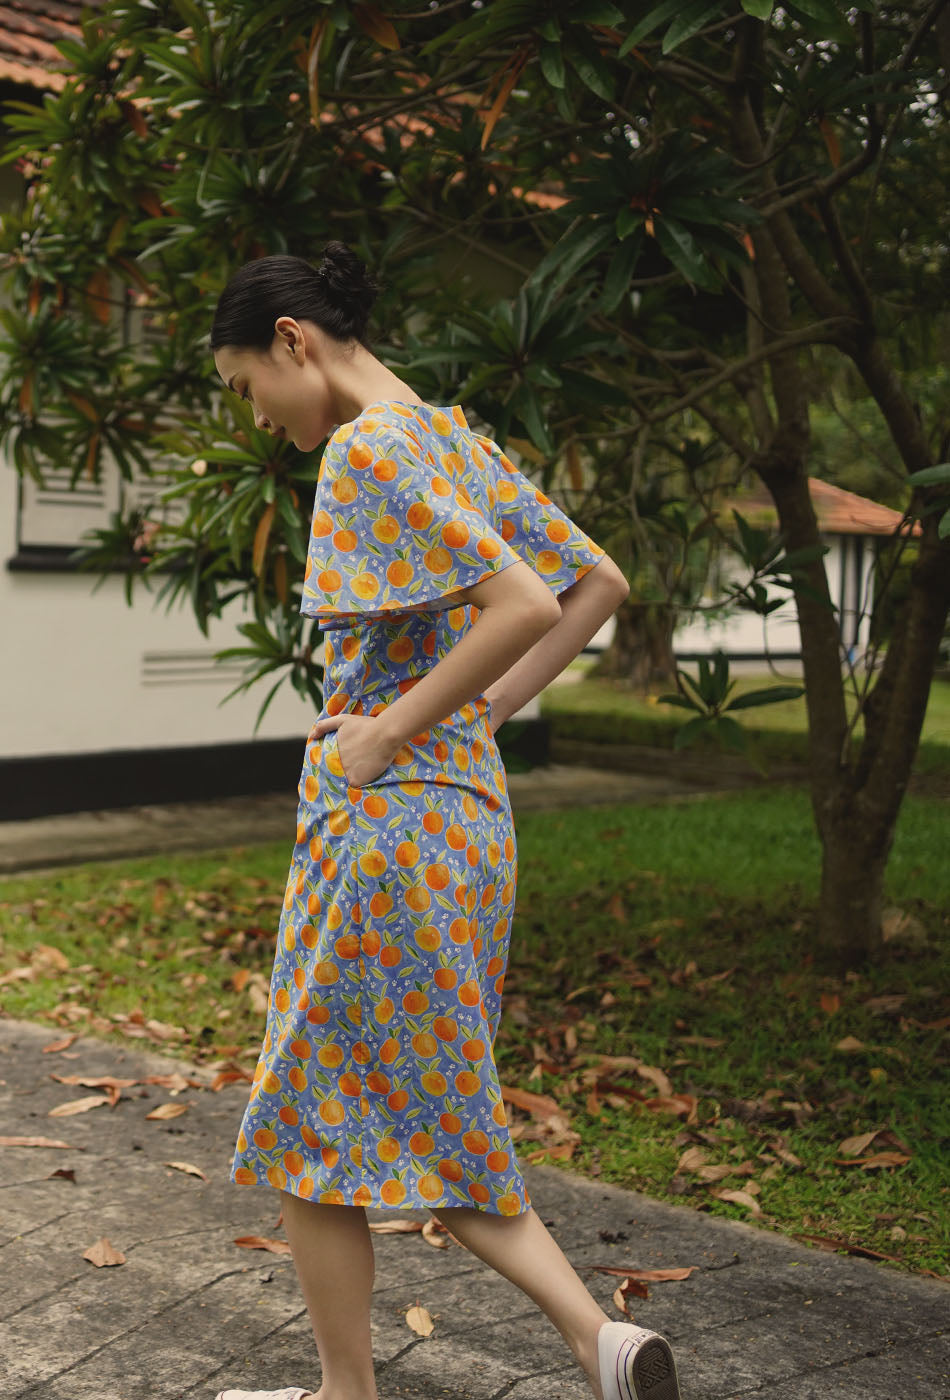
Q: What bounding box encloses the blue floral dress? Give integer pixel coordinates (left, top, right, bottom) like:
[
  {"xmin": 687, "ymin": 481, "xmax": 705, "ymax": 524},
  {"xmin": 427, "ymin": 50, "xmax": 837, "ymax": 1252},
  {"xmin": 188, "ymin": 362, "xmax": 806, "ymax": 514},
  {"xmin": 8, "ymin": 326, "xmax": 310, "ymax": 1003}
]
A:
[{"xmin": 230, "ymin": 400, "xmax": 605, "ymax": 1214}]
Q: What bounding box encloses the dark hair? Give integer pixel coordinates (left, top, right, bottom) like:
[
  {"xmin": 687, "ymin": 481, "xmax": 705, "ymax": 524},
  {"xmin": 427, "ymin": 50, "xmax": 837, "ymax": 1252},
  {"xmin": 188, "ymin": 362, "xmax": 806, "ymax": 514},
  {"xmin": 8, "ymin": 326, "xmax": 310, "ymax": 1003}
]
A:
[{"xmin": 210, "ymin": 241, "xmax": 383, "ymax": 354}]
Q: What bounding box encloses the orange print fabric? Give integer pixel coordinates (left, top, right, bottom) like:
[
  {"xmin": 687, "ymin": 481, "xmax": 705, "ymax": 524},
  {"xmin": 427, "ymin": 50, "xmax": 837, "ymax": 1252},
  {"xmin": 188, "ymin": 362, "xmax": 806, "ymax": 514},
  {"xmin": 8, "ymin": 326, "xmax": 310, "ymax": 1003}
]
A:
[{"xmin": 230, "ymin": 400, "xmax": 605, "ymax": 1214}]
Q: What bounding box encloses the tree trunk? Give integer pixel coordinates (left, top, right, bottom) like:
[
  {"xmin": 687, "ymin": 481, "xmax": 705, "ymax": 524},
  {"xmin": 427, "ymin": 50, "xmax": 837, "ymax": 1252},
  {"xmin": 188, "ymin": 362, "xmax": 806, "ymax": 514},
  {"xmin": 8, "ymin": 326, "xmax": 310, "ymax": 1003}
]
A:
[
  {"xmin": 726, "ymin": 39, "xmax": 950, "ymax": 968},
  {"xmin": 815, "ymin": 799, "xmax": 890, "ymax": 969},
  {"xmin": 589, "ymin": 599, "xmax": 677, "ymax": 692}
]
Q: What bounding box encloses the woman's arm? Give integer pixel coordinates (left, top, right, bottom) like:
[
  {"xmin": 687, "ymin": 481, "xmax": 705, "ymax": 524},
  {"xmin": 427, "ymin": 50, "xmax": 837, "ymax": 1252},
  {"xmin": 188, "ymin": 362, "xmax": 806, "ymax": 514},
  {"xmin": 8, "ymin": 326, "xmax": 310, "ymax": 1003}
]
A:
[
  {"xmin": 375, "ymin": 555, "xmax": 629, "ymax": 750},
  {"xmin": 373, "ymin": 559, "xmax": 562, "ymax": 752},
  {"xmin": 479, "ymin": 557, "xmax": 630, "ymax": 728}
]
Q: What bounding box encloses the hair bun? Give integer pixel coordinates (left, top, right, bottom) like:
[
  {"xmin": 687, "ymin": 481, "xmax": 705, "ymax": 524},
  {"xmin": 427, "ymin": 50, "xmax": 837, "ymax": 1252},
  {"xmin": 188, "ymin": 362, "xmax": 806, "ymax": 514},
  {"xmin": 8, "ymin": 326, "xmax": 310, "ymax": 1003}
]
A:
[
  {"xmin": 211, "ymin": 244, "xmax": 383, "ymax": 357},
  {"xmin": 316, "ymin": 241, "xmax": 382, "ymax": 343}
]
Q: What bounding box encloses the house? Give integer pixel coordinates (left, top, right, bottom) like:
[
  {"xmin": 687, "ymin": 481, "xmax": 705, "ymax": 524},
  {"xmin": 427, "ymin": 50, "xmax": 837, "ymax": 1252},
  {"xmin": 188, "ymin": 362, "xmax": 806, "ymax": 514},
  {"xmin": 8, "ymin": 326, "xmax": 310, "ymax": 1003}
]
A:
[
  {"xmin": 671, "ymin": 477, "xmax": 922, "ymax": 662},
  {"xmin": 0, "ymin": 9, "xmax": 334, "ymax": 822}
]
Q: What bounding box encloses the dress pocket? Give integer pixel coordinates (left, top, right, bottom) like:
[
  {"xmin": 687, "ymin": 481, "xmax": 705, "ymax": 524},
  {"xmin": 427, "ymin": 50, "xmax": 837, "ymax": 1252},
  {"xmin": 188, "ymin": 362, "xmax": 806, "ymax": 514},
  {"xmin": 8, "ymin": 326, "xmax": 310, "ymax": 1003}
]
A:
[{"xmin": 331, "ymin": 727, "xmax": 355, "ymax": 787}]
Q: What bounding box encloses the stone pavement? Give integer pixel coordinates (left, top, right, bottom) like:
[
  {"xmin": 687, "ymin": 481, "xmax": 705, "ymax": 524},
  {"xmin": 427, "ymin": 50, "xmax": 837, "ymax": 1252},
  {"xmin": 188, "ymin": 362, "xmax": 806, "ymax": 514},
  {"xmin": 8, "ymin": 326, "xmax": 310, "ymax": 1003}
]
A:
[
  {"xmin": 1, "ymin": 1018, "xmax": 948, "ymax": 1400},
  {"xmin": 1, "ymin": 765, "xmax": 948, "ymax": 1399},
  {"xmin": 0, "ymin": 763, "xmax": 735, "ymax": 878}
]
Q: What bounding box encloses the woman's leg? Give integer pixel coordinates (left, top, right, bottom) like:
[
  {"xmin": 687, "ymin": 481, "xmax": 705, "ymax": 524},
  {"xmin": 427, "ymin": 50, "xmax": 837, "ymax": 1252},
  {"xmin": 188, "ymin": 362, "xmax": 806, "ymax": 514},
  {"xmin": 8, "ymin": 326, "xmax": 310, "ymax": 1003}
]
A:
[
  {"xmin": 280, "ymin": 1194, "xmax": 380, "ymax": 1400},
  {"xmin": 429, "ymin": 1204, "xmax": 612, "ymax": 1400}
]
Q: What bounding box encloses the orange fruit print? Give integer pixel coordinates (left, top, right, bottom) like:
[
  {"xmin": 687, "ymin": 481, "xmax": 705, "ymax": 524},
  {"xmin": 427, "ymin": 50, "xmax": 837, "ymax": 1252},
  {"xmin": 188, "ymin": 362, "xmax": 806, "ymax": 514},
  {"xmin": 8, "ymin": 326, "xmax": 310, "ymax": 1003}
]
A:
[{"xmin": 231, "ymin": 400, "xmax": 605, "ymax": 1214}]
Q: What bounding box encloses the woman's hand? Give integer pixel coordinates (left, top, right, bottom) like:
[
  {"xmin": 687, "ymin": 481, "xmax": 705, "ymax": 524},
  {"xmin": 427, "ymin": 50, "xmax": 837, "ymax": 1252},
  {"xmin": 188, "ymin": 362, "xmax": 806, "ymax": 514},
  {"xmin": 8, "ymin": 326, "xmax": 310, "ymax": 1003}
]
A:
[{"xmin": 310, "ymin": 712, "xmax": 400, "ymax": 788}]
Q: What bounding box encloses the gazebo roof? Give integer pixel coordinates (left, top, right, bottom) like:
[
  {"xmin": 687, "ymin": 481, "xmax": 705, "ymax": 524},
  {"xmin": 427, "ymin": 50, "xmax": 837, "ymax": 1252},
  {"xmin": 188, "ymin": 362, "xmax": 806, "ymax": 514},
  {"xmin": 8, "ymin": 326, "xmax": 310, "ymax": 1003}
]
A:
[
  {"xmin": 720, "ymin": 476, "xmax": 922, "ymax": 538},
  {"xmin": 0, "ymin": 0, "xmax": 88, "ymax": 92}
]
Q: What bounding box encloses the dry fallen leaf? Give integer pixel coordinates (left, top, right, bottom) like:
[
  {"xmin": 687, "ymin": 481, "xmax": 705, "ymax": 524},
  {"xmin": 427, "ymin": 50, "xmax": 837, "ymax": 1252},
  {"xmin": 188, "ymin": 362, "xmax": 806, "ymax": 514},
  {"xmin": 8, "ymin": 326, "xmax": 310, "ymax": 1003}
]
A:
[
  {"xmin": 83, "ymin": 1237, "xmax": 126, "ymax": 1267},
  {"xmin": 768, "ymin": 1140, "xmax": 803, "ymax": 1167},
  {"xmin": 524, "ymin": 1141, "xmax": 577, "ymax": 1163},
  {"xmin": 144, "ymin": 1018, "xmax": 187, "ymax": 1042},
  {"xmin": 143, "ymin": 1072, "xmax": 199, "ymax": 1092},
  {"xmin": 635, "ymin": 1064, "xmax": 673, "ymax": 1097},
  {"xmin": 833, "ymin": 1151, "xmax": 912, "ymax": 1170},
  {"xmin": 644, "ymin": 1093, "xmax": 698, "ymax": 1122},
  {"xmin": 164, "ymin": 1161, "xmax": 209, "ymax": 1181},
  {"xmin": 48, "ymin": 1095, "xmax": 112, "ymax": 1118},
  {"xmin": 49, "ymin": 1074, "xmax": 136, "ymax": 1107},
  {"xmin": 614, "ymin": 1279, "xmax": 647, "ymax": 1311},
  {"xmin": 42, "ymin": 1034, "xmax": 78, "ymax": 1054},
  {"xmin": 696, "ymin": 1163, "xmax": 742, "ymax": 1183},
  {"xmin": 209, "ymin": 1066, "xmax": 254, "ymax": 1091},
  {"xmin": 708, "ymin": 1187, "xmax": 762, "ymax": 1217},
  {"xmin": 421, "ymin": 1218, "xmax": 451, "ymax": 1249},
  {"xmin": 839, "ymin": 1129, "xmax": 881, "ymax": 1156},
  {"xmin": 145, "ymin": 1102, "xmax": 189, "ymax": 1121},
  {"xmin": 594, "ymin": 1265, "xmax": 699, "ymax": 1282},
  {"xmin": 47, "ymin": 1167, "xmax": 77, "ymax": 1182},
  {"xmin": 676, "ymin": 1146, "xmax": 709, "ymax": 1172},
  {"xmin": 233, "ymin": 1235, "xmax": 292, "ymax": 1255},
  {"xmin": 51, "ymin": 1074, "xmax": 138, "ymax": 1090},
  {"xmin": 368, "ymin": 1219, "xmax": 425, "ymax": 1235},
  {"xmin": 32, "ymin": 942, "xmax": 70, "ymax": 971},
  {"xmin": 406, "ymin": 1304, "xmax": 435, "ymax": 1337},
  {"xmin": 0, "ymin": 1135, "xmax": 84, "ymax": 1150},
  {"xmin": 0, "ymin": 967, "xmax": 36, "ymax": 987},
  {"xmin": 834, "ymin": 1035, "xmax": 865, "ymax": 1052}
]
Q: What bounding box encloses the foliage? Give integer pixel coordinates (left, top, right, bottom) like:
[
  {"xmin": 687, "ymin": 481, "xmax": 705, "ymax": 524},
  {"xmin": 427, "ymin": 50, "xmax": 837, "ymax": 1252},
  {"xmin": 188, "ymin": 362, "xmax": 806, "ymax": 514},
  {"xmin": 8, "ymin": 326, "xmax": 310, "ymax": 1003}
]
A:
[{"xmin": 1, "ymin": 0, "xmax": 949, "ymax": 956}]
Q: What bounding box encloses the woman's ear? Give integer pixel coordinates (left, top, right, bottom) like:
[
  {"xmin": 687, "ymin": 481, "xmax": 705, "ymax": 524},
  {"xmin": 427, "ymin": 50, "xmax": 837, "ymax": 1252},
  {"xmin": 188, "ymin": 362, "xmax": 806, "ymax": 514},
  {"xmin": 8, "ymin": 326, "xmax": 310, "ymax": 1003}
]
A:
[{"xmin": 274, "ymin": 315, "xmax": 305, "ymax": 360}]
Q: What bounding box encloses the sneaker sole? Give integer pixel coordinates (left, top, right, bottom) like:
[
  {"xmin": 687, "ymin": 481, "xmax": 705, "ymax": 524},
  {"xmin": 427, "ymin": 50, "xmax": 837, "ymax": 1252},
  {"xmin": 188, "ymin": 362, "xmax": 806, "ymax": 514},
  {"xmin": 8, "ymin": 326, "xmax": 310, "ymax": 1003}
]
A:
[{"xmin": 618, "ymin": 1334, "xmax": 682, "ymax": 1400}]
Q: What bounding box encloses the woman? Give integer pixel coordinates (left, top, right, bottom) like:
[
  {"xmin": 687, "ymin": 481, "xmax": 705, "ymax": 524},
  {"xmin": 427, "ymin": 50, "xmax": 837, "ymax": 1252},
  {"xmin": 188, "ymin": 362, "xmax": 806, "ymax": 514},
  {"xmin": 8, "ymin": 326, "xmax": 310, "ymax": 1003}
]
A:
[{"xmin": 209, "ymin": 243, "xmax": 684, "ymax": 1400}]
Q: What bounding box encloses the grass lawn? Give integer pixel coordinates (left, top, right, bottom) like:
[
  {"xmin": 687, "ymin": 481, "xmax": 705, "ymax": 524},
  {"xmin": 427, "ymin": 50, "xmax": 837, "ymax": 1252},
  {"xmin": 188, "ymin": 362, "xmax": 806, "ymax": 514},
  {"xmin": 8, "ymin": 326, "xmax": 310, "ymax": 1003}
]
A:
[
  {"xmin": 0, "ymin": 785, "xmax": 946, "ymax": 1279},
  {"xmin": 540, "ymin": 669, "xmax": 950, "ymax": 775}
]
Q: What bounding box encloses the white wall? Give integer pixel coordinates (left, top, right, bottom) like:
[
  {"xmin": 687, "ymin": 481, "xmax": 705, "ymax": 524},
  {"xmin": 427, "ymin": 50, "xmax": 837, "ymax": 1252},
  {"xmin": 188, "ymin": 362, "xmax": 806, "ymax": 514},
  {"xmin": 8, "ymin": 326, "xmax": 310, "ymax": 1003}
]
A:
[
  {"xmin": 672, "ymin": 534, "xmax": 873, "ymax": 658},
  {"xmin": 1, "ymin": 507, "xmax": 321, "ymax": 760}
]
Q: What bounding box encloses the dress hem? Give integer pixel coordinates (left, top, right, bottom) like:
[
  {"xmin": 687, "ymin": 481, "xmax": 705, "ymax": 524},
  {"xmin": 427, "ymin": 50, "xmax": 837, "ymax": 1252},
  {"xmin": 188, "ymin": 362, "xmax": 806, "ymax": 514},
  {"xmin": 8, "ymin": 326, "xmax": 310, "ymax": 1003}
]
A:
[{"xmin": 230, "ymin": 1168, "xmax": 532, "ymax": 1216}]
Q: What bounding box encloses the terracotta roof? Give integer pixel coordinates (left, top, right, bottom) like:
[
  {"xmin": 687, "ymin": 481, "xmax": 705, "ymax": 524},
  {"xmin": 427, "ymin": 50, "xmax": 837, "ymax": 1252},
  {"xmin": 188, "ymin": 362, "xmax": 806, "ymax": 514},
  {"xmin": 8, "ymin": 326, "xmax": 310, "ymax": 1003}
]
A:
[
  {"xmin": 720, "ymin": 476, "xmax": 922, "ymax": 538},
  {"xmin": 0, "ymin": 0, "xmax": 88, "ymax": 93}
]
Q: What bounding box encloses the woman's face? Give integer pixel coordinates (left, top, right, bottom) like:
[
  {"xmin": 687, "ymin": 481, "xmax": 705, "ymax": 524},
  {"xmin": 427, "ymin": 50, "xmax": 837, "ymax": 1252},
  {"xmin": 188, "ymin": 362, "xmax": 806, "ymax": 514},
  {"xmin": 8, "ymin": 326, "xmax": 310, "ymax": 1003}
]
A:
[{"xmin": 213, "ymin": 318, "xmax": 337, "ymax": 453}]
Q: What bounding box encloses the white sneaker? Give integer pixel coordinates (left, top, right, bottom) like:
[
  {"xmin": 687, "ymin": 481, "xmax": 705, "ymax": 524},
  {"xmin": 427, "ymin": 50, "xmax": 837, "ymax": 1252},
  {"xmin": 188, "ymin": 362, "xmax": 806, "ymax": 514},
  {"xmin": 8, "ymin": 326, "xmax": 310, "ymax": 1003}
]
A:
[
  {"xmin": 597, "ymin": 1319, "xmax": 682, "ymax": 1400},
  {"xmin": 214, "ymin": 1389, "xmax": 312, "ymax": 1400}
]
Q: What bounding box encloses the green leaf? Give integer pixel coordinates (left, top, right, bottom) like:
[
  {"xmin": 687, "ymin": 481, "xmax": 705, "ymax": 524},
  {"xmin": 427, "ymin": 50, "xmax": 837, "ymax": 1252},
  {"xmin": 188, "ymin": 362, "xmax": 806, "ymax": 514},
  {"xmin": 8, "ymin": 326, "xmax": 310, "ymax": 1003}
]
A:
[
  {"xmin": 565, "ymin": 32, "xmax": 616, "ymax": 101},
  {"xmin": 621, "ymin": 0, "xmax": 687, "ymax": 52},
  {"xmin": 526, "ymin": 220, "xmax": 615, "ymax": 287},
  {"xmin": 907, "ymin": 463, "xmax": 950, "ymax": 487},
  {"xmin": 657, "ymin": 692, "xmax": 701, "ymax": 712},
  {"xmin": 740, "ymin": 0, "xmax": 773, "ymax": 16},
  {"xmin": 673, "ymin": 715, "xmax": 711, "ymax": 751},
  {"xmin": 938, "ymin": 508, "xmax": 950, "ymax": 540},
  {"xmin": 568, "ymin": 2, "xmax": 626, "ymax": 23},
  {"xmin": 713, "ymin": 716, "xmax": 747, "ymax": 754},
  {"xmin": 599, "ymin": 229, "xmax": 644, "ymax": 315},
  {"xmin": 784, "ymin": 0, "xmax": 853, "ymax": 40},
  {"xmin": 724, "ymin": 686, "xmax": 805, "ymax": 712},
  {"xmin": 653, "ymin": 217, "xmax": 719, "ymax": 290},
  {"xmin": 662, "ymin": 2, "xmax": 724, "ymax": 54},
  {"xmin": 539, "ymin": 40, "xmax": 566, "ymax": 89}
]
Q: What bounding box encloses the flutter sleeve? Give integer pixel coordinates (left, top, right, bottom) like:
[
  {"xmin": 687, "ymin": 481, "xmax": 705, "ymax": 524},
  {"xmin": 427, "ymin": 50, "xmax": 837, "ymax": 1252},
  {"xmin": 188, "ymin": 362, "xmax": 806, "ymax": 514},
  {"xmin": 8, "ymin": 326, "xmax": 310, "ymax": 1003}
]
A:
[
  {"xmin": 299, "ymin": 421, "xmax": 524, "ymax": 626},
  {"xmin": 472, "ymin": 433, "xmax": 607, "ymax": 597}
]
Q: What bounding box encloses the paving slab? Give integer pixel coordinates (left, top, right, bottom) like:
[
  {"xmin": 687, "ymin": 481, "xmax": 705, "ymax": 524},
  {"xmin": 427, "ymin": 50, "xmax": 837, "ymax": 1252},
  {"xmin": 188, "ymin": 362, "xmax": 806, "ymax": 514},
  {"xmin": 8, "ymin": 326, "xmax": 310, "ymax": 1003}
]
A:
[
  {"xmin": 0, "ymin": 764, "xmax": 736, "ymax": 879},
  {"xmin": 0, "ymin": 1018, "xmax": 946, "ymax": 1400}
]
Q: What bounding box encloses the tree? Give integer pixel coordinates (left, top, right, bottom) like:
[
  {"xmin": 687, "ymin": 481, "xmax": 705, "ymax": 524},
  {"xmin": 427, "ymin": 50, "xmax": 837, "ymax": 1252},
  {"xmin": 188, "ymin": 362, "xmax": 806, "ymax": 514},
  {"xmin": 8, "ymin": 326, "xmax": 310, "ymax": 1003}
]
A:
[{"xmin": 1, "ymin": 0, "xmax": 948, "ymax": 966}]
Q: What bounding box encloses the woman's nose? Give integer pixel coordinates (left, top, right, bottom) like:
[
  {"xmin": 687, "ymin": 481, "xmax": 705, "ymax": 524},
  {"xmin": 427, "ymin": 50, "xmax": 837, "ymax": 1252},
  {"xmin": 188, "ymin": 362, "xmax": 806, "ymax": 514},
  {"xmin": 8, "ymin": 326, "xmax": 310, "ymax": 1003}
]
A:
[{"xmin": 254, "ymin": 408, "xmax": 270, "ymax": 431}]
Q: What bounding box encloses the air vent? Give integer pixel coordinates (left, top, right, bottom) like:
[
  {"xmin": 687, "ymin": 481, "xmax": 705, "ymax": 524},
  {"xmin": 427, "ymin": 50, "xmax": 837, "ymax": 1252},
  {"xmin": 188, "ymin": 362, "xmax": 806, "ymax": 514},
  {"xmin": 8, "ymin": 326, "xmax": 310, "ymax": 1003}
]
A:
[
  {"xmin": 141, "ymin": 649, "xmax": 250, "ymax": 687},
  {"xmin": 123, "ymin": 465, "xmax": 188, "ymax": 529},
  {"xmin": 18, "ymin": 457, "xmax": 121, "ymax": 548}
]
